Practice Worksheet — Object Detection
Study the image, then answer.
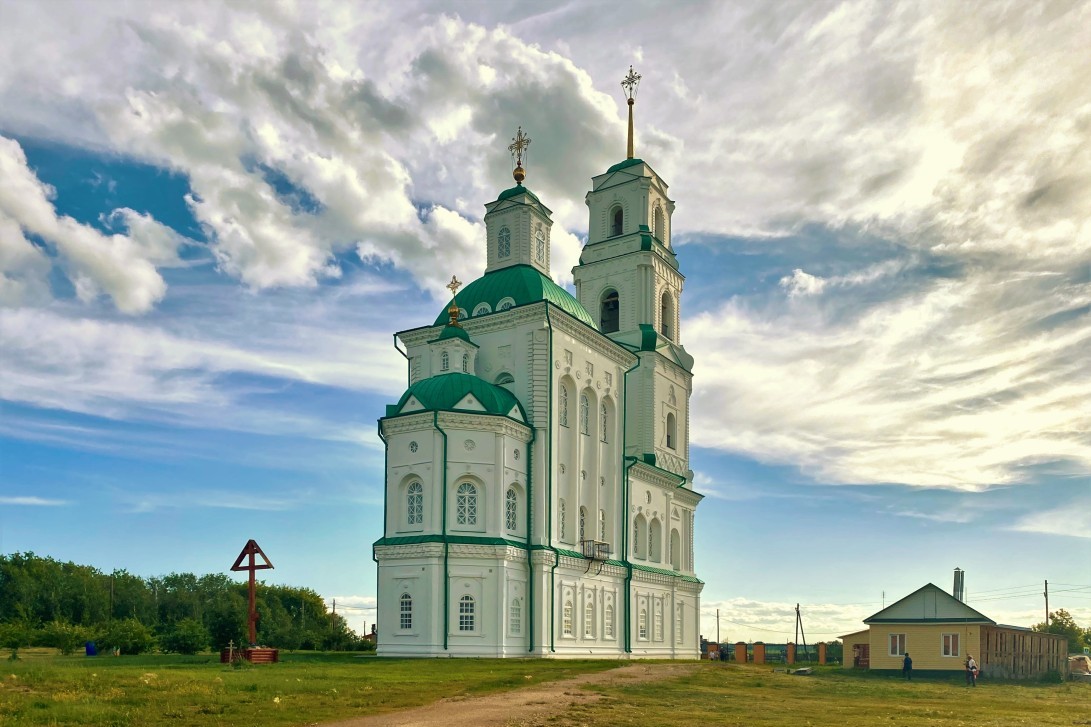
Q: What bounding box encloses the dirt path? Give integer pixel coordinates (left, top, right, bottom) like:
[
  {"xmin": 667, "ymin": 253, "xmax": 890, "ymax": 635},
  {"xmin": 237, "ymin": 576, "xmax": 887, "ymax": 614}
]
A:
[{"xmin": 320, "ymin": 662, "xmax": 700, "ymax": 727}]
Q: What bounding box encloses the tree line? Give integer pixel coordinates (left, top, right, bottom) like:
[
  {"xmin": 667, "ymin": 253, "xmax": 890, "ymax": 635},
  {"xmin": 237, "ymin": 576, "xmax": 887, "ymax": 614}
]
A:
[{"xmin": 0, "ymin": 552, "xmax": 371, "ymax": 655}]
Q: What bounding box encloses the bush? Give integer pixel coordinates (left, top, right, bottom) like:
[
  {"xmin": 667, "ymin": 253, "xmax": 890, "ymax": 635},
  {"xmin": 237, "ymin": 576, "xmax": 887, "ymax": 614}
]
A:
[
  {"xmin": 39, "ymin": 621, "xmax": 93, "ymax": 655},
  {"xmin": 0, "ymin": 621, "xmax": 33, "ymax": 658},
  {"xmin": 1040, "ymin": 669, "xmax": 1063, "ymax": 684},
  {"xmin": 159, "ymin": 618, "xmax": 211, "ymax": 655},
  {"xmin": 97, "ymin": 618, "xmax": 156, "ymax": 655}
]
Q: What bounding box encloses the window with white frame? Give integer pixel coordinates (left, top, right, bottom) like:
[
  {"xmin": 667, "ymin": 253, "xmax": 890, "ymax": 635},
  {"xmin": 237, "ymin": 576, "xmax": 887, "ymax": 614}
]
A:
[
  {"xmin": 510, "ymin": 599, "xmax": 521, "ymax": 635},
  {"xmin": 505, "ymin": 488, "xmax": 517, "ymax": 531},
  {"xmin": 638, "ymin": 608, "xmax": 648, "ymax": 639},
  {"xmin": 461, "ymin": 353, "xmax": 469, "ymax": 372},
  {"xmin": 579, "ymin": 394, "xmax": 589, "ymax": 435},
  {"xmin": 407, "ymin": 481, "xmax": 423, "ymax": 526},
  {"xmin": 675, "ymin": 605, "xmax": 683, "ymax": 643},
  {"xmin": 563, "ymin": 600, "xmax": 573, "ymax": 636},
  {"xmin": 598, "ymin": 509, "xmax": 606, "ymax": 541},
  {"xmin": 654, "ymin": 604, "xmax": 663, "ymax": 641},
  {"xmin": 559, "ymin": 499, "xmax": 567, "ymax": 540},
  {"xmin": 535, "ymin": 227, "xmax": 545, "ymax": 261},
  {"xmin": 943, "ymin": 633, "xmax": 960, "ymax": 657},
  {"xmin": 458, "ymin": 595, "xmax": 475, "ymax": 631},
  {"xmin": 559, "ymin": 384, "xmax": 569, "ymax": 427},
  {"xmin": 498, "ymin": 226, "xmax": 511, "ymax": 258},
  {"xmin": 889, "ymin": 633, "xmax": 906, "ymax": 656},
  {"xmin": 441, "ymin": 351, "xmax": 449, "ymax": 371},
  {"xmin": 399, "ymin": 593, "xmax": 412, "ymax": 630},
  {"xmin": 601, "ymin": 404, "xmax": 608, "ymax": 442},
  {"xmin": 456, "ymin": 482, "xmax": 477, "ymax": 526},
  {"xmin": 579, "ymin": 506, "xmax": 586, "ymax": 542},
  {"xmin": 584, "ymin": 602, "xmax": 594, "ymax": 638},
  {"xmin": 605, "ymin": 604, "xmax": 614, "ymax": 638}
]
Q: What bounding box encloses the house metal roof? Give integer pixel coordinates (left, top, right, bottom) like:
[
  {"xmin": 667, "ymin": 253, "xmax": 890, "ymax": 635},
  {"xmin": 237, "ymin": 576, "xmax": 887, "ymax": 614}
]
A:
[{"xmin": 390, "ymin": 372, "xmax": 526, "ymax": 421}]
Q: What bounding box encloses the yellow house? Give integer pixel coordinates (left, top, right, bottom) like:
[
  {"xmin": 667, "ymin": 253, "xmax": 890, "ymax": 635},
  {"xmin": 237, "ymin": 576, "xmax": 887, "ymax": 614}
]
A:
[{"xmin": 845, "ymin": 583, "xmax": 1067, "ymax": 679}]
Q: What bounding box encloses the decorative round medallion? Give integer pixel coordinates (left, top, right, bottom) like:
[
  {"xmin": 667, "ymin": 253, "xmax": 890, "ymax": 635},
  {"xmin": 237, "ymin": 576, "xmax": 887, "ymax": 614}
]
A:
[
  {"xmin": 409, "ymin": 441, "xmax": 418, "ymax": 453},
  {"xmin": 513, "ymin": 449, "xmax": 520, "ymax": 460},
  {"xmin": 464, "ymin": 439, "xmax": 476, "ymax": 451}
]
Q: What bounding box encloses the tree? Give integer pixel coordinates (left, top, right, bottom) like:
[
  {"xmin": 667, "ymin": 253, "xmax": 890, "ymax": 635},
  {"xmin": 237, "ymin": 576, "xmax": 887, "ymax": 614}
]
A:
[
  {"xmin": 98, "ymin": 618, "xmax": 155, "ymax": 655},
  {"xmin": 39, "ymin": 620, "xmax": 93, "ymax": 655},
  {"xmin": 159, "ymin": 617, "xmax": 210, "ymax": 654},
  {"xmin": 1032, "ymin": 609, "xmax": 1087, "ymax": 653}
]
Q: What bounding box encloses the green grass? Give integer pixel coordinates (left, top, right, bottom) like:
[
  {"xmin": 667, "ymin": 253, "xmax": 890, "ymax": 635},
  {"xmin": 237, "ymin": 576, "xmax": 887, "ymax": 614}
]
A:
[
  {"xmin": 0, "ymin": 649, "xmax": 616, "ymax": 726},
  {"xmin": 547, "ymin": 663, "xmax": 1091, "ymax": 727}
]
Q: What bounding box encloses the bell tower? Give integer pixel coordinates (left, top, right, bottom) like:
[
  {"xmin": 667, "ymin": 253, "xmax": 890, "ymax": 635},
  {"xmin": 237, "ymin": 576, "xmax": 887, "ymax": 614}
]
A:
[{"xmin": 572, "ymin": 67, "xmax": 694, "ymax": 479}]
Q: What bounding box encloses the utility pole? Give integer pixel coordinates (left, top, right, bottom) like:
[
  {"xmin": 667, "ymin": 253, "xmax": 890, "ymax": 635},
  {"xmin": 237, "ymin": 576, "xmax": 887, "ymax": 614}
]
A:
[
  {"xmin": 716, "ymin": 608, "xmax": 720, "ymax": 643},
  {"xmin": 795, "ymin": 603, "xmax": 800, "ymax": 646},
  {"xmin": 1044, "ymin": 580, "xmax": 1049, "ymax": 628},
  {"xmin": 333, "ymin": 598, "xmax": 337, "ymax": 616}
]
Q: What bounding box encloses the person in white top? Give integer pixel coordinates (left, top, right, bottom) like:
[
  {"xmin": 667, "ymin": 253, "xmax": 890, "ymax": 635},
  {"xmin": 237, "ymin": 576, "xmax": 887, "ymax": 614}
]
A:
[{"xmin": 966, "ymin": 654, "xmax": 978, "ymax": 686}]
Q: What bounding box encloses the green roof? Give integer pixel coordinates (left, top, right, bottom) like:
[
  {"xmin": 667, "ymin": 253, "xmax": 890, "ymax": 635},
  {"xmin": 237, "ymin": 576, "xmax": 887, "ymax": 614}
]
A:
[
  {"xmin": 389, "ymin": 372, "xmax": 526, "ymax": 421},
  {"xmin": 429, "ymin": 325, "xmax": 473, "ymax": 344},
  {"xmin": 435, "ymin": 264, "xmax": 596, "ymax": 328},
  {"xmin": 496, "ymin": 184, "xmax": 542, "ymax": 203},
  {"xmin": 606, "ymin": 158, "xmax": 645, "ymax": 174}
]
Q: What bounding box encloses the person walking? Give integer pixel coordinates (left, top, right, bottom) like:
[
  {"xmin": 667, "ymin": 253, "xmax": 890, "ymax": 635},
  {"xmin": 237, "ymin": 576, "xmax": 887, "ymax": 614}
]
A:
[
  {"xmin": 966, "ymin": 654, "xmax": 978, "ymax": 686},
  {"xmin": 902, "ymin": 652, "xmax": 913, "ymax": 680}
]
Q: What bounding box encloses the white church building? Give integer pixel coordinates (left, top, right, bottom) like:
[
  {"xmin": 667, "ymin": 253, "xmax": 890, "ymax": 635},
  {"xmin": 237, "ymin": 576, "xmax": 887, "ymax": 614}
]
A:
[{"xmin": 374, "ymin": 74, "xmax": 702, "ymax": 657}]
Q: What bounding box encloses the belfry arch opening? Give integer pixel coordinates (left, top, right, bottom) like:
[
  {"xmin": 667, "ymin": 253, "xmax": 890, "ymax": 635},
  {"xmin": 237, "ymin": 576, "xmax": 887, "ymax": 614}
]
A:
[
  {"xmin": 600, "ymin": 290, "xmax": 619, "ymax": 334},
  {"xmin": 654, "ymin": 205, "xmax": 665, "ymax": 241},
  {"xmin": 610, "ymin": 207, "xmax": 623, "ymax": 237},
  {"xmin": 660, "ymin": 291, "xmax": 673, "ymax": 339}
]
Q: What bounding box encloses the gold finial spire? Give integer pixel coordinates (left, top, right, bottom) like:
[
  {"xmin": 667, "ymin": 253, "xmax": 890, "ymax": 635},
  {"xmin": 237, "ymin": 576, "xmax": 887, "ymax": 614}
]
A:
[
  {"xmin": 446, "ymin": 275, "xmax": 463, "ymax": 326},
  {"xmin": 621, "ymin": 65, "xmax": 641, "ymax": 159},
  {"xmin": 508, "ymin": 126, "xmax": 531, "ymax": 185}
]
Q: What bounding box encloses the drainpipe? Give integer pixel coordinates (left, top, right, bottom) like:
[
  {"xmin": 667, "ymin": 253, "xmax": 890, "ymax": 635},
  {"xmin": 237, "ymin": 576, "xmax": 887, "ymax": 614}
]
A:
[
  {"xmin": 525, "ymin": 424, "xmax": 536, "ymax": 653},
  {"xmin": 374, "ymin": 421, "xmax": 388, "ymax": 642},
  {"xmin": 434, "ymin": 410, "xmax": 450, "ymax": 651},
  {"xmin": 619, "ymin": 345, "xmax": 642, "ymax": 655},
  {"xmin": 545, "ymin": 306, "xmax": 560, "ymax": 653}
]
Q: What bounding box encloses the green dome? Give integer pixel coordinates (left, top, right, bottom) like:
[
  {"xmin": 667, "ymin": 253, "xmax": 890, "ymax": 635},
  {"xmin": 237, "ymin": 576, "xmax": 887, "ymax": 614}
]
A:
[
  {"xmin": 435, "ymin": 264, "xmax": 596, "ymax": 329},
  {"xmin": 606, "ymin": 158, "xmax": 645, "ymax": 173},
  {"xmin": 496, "ymin": 184, "xmax": 542, "ymax": 203},
  {"xmin": 390, "ymin": 372, "xmax": 526, "ymax": 421},
  {"xmin": 430, "ymin": 325, "xmax": 473, "ymax": 344}
]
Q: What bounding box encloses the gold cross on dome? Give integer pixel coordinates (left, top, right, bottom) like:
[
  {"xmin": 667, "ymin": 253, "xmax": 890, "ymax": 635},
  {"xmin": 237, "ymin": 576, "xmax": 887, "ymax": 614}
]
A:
[
  {"xmin": 622, "ymin": 65, "xmax": 641, "ymax": 100},
  {"xmin": 446, "ymin": 275, "xmax": 462, "ymax": 297},
  {"xmin": 507, "ymin": 126, "xmax": 531, "ymax": 168}
]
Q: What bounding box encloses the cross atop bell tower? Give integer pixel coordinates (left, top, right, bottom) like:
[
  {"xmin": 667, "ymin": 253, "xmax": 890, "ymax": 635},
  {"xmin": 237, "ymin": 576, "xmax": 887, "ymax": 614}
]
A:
[{"xmin": 622, "ymin": 65, "xmax": 641, "ymax": 160}]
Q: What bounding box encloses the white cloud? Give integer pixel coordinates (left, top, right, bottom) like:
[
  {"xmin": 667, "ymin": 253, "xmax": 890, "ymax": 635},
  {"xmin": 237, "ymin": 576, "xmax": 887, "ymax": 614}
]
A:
[
  {"xmin": 779, "ymin": 269, "xmax": 826, "ymax": 298},
  {"xmin": 0, "ymin": 496, "xmax": 70, "ymax": 506},
  {"xmin": 1011, "ymin": 499, "xmax": 1091, "ymax": 539}
]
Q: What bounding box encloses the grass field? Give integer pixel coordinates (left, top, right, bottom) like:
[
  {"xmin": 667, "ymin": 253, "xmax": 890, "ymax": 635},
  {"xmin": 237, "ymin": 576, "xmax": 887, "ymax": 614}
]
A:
[{"xmin": 1, "ymin": 651, "xmax": 1087, "ymax": 726}]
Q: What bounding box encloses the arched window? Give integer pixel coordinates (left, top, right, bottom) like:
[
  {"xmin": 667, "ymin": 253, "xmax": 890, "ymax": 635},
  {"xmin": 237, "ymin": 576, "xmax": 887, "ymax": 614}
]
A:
[
  {"xmin": 660, "ymin": 291, "xmax": 673, "ymax": 339},
  {"xmin": 600, "ymin": 403, "xmax": 609, "ymax": 442},
  {"xmin": 654, "ymin": 604, "xmax": 663, "ymax": 641},
  {"xmin": 497, "ymin": 297, "xmax": 516, "ymax": 311},
  {"xmin": 634, "ymin": 515, "xmax": 647, "ymax": 559},
  {"xmin": 456, "ymin": 482, "xmax": 477, "ymax": 526},
  {"xmin": 638, "ymin": 608, "xmax": 648, "ymax": 639},
  {"xmin": 559, "ymin": 499, "xmax": 567, "ymax": 540},
  {"xmin": 579, "ymin": 506, "xmax": 587, "ymax": 542},
  {"xmin": 579, "ymin": 394, "xmax": 589, "ymax": 435},
  {"xmin": 600, "ymin": 290, "xmax": 619, "ymax": 333},
  {"xmin": 441, "ymin": 351, "xmax": 449, "ymax": 371},
  {"xmin": 458, "ymin": 595, "xmax": 475, "ymax": 631},
  {"xmin": 510, "ymin": 599, "xmax": 521, "ymax": 635},
  {"xmin": 649, "ymin": 518, "xmax": 661, "ymax": 562},
  {"xmin": 584, "ymin": 602, "xmax": 594, "ymax": 637},
  {"xmin": 498, "ymin": 226, "xmax": 511, "ymax": 258},
  {"xmin": 407, "ymin": 481, "xmax": 423, "ymax": 526},
  {"xmin": 598, "ymin": 509, "xmax": 606, "ymax": 541},
  {"xmin": 604, "ymin": 604, "xmax": 614, "ymax": 638},
  {"xmin": 400, "ymin": 593, "xmax": 412, "ymax": 630},
  {"xmin": 654, "ymin": 205, "xmax": 665, "ymax": 240},
  {"xmin": 670, "ymin": 528, "xmax": 681, "ymax": 570},
  {"xmin": 611, "ymin": 207, "xmax": 623, "ymax": 237},
  {"xmin": 675, "ymin": 605, "xmax": 683, "ymax": 643},
  {"xmin": 666, "ymin": 412, "xmax": 677, "ymax": 450},
  {"xmin": 563, "ymin": 600, "xmax": 574, "ymax": 635},
  {"xmin": 559, "ymin": 383, "xmax": 569, "ymax": 427},
  {"xmin": 506, "ymin": 488, "xmax": 517, "ymax": 531},
  {"xmin": 495, "ymin": 372, "xmax": 514, "ymax": 385},
  {"xmin": 535, "ymin": 227, "xmax": 546, "ymax": 261},
  {"xmin": 473, "ymin": 302, "xmax": 491, "ymax": 316},
  {"xmin": 461, "ymin": 353, "xmax": 469, "ymax": 372}
]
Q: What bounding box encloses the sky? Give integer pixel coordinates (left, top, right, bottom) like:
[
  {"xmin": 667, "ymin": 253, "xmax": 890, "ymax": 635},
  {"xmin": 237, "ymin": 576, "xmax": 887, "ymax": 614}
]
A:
[{"xmin": 1, "ymin": 0, "xmax": 1089, "ymax": 645}]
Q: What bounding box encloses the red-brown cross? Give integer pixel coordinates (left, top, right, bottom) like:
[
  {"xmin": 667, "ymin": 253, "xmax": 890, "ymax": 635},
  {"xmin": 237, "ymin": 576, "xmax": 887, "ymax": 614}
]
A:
[{"xmin": 230, "ymin": 539, "xmax": 274, "ymax": 646}]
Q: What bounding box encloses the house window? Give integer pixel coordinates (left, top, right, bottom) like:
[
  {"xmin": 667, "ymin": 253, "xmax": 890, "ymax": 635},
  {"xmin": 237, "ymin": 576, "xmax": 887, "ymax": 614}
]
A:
[
  {"xmin": 506, "ymin": 488, "xmax": 517, "ymax": 531},
  {"xmin": 584, "ymin": 602, "xmax": 594, "ymax": 638},
  {"xmin": 497, "ymin": 297, "xmax": 516, "ymax": 311},
  {"xmin": 498, "ymin": 226, "xmax": 511, "ymax": 258},
  {"xmin": 943, "ymin": 633, "xmax": 960, "ymax": 657},
  {"xmin": 598, "ymin": 509, "xmax": 606, "ymax": 541},
  {"xmin": 654, "ymin": 605, "xmax": 663, "ymax": 641},
  {"xmin": 459, "ymin": 595, "xmax": 475, "ymax": 631},
  {"xmin": 535, "ymin": 228, "xmax": 545, "ymax": 261},
  {"xmin": 666, "ymin": 412, "xmax": 677, "ymax": 450},
  {"xmin": 495, "ymin": 372, "xmax": 514, "ymax": 385},
  {"xmin": 559, "ymin": 499, "xmax": 567, "ymax": 540},
  {"xmin": 456, "ymin": 482, "xmax": 477, "ymax": 526},
  {"xmin": 510, "ymin": 599, "xmax": 521, "ymax": 635},
  {"xmin": 400, "ymin": 593, "xmax": 412, "ymax": 630},
  {"xmin": 559, "ymin": 384, "xmax": 569, "ymax": 427},
  {"xmin": 889, "ymin": 633, "xmax": 906, "ymax": 656},
  {"xmin": 441, "ymin": 351, "xmax": 449, "ymax": 371},
  {"xmin": 600, "ymin": 290, "xmax": 619, "ymax": 333},
  {"xmin": 675, "ymin": 606, "xmax": 683, "ymax": 643},
  {"xmin": 407, "ymin": 481, "xmax": 423, "ymax": 525},
  {"xmin": 473, "ymin": 302, "xmax": 491, "ymax": 317},
  {"xmin": 563, "ymin": 600, "xmax": 574, "ymax": 636},
  {"xmin": 605, "ymin": 605, "xmax": 614, "ymax": 638},
  {"xmin": 670, "ymin": 529, "xmax": 681, "ymax": 570},
  {"xmin": 638, "ymin": 608, "xmax": 648, "ymax": 640},
  {"xmin": 649, "ymin": 518, "xmax": 661, "ymax": 562},
  {"xmin": 461, "ymin": 353, "xmax": 469, "ymax": 372},
  {"xmin": 579, "ymin": 394, "xmax": 589, "ymax": 435},
  {"xmin": 600, "ymin": 404, "xmax": 608, "ymax": 442},
  {"xmin": 579, "ymin": 506, "xmax": 587, "ymax": 542},
  {"xmin": 611, "ymin": 207, "xmax": 623, "ymax": 237}
]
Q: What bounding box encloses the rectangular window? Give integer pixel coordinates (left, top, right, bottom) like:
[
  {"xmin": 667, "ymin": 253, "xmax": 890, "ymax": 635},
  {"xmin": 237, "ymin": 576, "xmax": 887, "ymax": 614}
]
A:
[
  {"xmin": 942, "ymin": 633, "xmax": 960, "ymax": 657},
  {"xmin": 889, "ymin": 633, "xmax": 906, "ymax": 656}
]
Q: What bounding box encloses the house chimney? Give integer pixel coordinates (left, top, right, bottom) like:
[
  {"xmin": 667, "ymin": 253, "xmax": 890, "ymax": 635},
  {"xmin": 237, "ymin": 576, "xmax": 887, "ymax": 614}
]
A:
[{"xmin": 953, "ymin": 567, "xmax": 964, "ymax": 602}]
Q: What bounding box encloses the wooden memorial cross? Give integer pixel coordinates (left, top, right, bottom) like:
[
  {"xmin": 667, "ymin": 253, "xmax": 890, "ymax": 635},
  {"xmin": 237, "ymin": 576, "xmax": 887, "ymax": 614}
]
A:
[{"xmin": 231, "ymin": 539, "xmax": 273, "ymax": 646}]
